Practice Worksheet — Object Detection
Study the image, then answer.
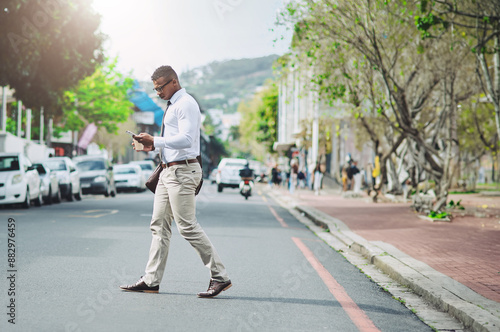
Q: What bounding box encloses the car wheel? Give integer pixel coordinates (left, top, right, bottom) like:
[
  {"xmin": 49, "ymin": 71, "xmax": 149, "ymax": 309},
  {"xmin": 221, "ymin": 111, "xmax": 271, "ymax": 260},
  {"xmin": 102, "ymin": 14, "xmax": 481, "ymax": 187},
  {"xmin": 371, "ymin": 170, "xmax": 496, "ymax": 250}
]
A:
[
  {"xmin": 45, "ymin": 188, "xmax": 53, "ymax": 205},
  {"xmin": 22, "ymin": 188, "xmax": 30, "ymax": 209},
  {"xmin": 217, "ymin": 184, "xmax": 223, "ymax": 192},
  {"xmin": 34, "ymin": 188, "xmax": 43, "ymax": 207},
  {"xmin": 54, "ymin": 188, "xmax": 62, "ymax": 204},
  {"xmin": 75, "ymin": 186, "xmax": 82, "ymax": 201},
  {"xmin": 67, "ymin": 185, "xmax": 74, "ymax": 201}
]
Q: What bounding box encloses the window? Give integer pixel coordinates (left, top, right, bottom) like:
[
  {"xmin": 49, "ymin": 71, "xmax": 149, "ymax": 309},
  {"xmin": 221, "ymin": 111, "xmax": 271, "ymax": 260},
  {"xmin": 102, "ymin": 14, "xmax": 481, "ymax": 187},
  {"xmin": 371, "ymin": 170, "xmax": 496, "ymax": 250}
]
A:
[
  {"xmin": 45, "ymin": 160, "xmax": 67, "ymax": 171},
  {"xmin": 0, "ymin": 157, "xmax": 20, "ymax": 172},
  {"xmin": 77, "ymin": 160, "xmax": 106, "ymax": 172}
]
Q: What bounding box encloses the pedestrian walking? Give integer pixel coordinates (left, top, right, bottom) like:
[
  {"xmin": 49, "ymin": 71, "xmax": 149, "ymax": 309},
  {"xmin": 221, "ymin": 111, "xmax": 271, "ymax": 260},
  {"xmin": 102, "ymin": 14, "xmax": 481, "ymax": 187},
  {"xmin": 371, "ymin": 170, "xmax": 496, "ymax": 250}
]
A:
[
  {"xmin": 313, "ymin": 162, "xmax": 323, "ymax": 195},
  {"xmin": 271, "ymin": 164, "xmax": 281, "ymax": 187},
  {"xmin": 120, "ymin": 65, "xmax": 231, "ymax": 297},
  {"xmin": 290, "ymin": 160, "xmax": 298, "ymax": 194},
  {"xmin": 352, "ymin": 161, "xmax": 362, "ymax": 193}
]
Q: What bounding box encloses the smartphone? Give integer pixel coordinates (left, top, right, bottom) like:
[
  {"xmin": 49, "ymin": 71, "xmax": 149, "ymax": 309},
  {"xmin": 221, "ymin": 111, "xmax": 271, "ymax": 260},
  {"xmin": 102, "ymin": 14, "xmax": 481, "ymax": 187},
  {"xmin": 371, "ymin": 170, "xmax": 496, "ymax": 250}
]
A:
[{"xmin": 126, "ymin": 130, "xmax": 137, "ymax": 136}]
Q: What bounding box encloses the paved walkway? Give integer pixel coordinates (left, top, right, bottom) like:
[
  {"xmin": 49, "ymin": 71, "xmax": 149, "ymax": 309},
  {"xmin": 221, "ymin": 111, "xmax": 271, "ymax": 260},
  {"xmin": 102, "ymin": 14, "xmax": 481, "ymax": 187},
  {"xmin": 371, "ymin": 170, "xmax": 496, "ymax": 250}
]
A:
[{"xmin": 269, "ymin": 184, "xmax": 500, "ymax": 303}]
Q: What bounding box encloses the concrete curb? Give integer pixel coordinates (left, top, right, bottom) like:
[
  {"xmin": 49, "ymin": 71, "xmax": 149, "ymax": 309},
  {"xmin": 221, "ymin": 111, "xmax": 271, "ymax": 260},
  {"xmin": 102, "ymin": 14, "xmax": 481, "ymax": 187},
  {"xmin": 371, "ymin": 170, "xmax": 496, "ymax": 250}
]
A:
[{"xmin": 267, "ymin": 190, "xmax": 500, "ymax": 332}]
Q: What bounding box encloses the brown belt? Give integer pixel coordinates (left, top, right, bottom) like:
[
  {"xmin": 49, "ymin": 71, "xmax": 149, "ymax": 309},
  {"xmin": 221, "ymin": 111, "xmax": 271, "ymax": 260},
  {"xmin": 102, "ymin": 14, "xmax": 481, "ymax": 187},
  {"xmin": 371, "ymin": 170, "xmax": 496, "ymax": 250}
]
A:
[{"xmin": 161, "ymin": 158, "xmax": 199, "ymax": 168}]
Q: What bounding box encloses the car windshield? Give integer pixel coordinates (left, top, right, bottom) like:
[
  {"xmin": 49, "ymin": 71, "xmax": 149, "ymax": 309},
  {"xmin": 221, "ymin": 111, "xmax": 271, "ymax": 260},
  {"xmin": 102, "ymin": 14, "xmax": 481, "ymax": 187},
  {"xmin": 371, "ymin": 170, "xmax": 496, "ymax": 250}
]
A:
[
  {"xmin": 35, "ymin": 165, "xmax": 47, "ymax": 175},
  {"xmin": 115, "ymin": 167, "xmax": 137, "ymax": 174},
  {"xmin": 77, "ymin": 160, "xmax": 106, "ymax": 171},
  {"xmin": 0, "ymin": 156, "xmax": 20, "ymax": 172},
  {"xmin": 45, "ymin": 160, "xmax": 67, "ymax": 171},
  {"xmin": 138, "ymin": 164, "xmax": 153, "ymax": 170},
  {"xmin": 225, "ymin": 162, "xmax": 247, "ymax": 168}
]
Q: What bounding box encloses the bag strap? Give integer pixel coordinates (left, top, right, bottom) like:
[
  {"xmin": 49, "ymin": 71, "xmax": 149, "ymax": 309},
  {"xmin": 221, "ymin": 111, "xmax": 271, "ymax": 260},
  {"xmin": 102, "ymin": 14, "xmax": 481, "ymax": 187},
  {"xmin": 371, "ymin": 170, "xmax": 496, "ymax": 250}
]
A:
[{"xmin": 158, "ymin": 101, "xmax": 171, "ymax": 162}]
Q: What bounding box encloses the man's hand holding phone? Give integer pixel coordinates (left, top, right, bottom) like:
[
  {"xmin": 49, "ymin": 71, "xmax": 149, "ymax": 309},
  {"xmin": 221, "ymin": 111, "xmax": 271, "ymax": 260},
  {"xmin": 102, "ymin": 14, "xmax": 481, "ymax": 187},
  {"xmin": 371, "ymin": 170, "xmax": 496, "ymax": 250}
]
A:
[{"xmin": 127, "ymin": 131, "xmax": 155, "ymax": 152}]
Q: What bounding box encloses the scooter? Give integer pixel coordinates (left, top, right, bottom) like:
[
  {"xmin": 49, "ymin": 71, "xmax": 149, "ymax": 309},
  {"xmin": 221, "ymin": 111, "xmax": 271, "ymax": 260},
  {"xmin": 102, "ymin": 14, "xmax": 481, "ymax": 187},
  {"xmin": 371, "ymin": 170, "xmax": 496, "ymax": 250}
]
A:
[{"xmin": 239, "ymin": 177, "xmax": 253, "ymax": 200}]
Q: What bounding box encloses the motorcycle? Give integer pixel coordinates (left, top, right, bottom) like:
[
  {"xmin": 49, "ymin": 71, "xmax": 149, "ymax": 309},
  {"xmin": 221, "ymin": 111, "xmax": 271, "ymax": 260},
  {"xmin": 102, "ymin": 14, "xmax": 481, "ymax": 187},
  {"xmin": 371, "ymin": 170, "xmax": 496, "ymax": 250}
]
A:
[{"xmin": 239, "ymin": 177, "xmax": 253, "ymax": 200}]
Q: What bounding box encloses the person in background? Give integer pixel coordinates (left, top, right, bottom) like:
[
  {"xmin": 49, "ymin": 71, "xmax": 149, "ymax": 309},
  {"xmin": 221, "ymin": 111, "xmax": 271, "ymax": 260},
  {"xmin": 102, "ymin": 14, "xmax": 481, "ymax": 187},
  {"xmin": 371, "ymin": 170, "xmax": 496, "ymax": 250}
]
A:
[
  {"xmin": 313, "ymin": 162, "xmax": 323, "ymax": 195},
  {"xmin": 290, "ymin": 160, "xmax": 299, "ymax": 194}
]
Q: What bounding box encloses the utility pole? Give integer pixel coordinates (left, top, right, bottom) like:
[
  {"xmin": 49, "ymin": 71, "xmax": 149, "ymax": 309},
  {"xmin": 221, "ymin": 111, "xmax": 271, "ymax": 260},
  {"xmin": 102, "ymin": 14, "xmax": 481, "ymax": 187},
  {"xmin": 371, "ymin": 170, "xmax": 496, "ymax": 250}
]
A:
[
  {"xmin": 40, "ymin": 106, "xmax": 44, "ymax": 145},
  {"xmin": 311, "ymin": 92, "xmax": 319, "ymax": 167},
  {"xmin": 17, "ymin": 101, "xmax": 22, "ymax": 137},
  {"xmin": 47, "ymin": 118, "xmax": 53, "ymax": 148},
  {"xmin": 26, "ymin": 108, "xmax": 32, "ymax": 142},
  {"xmin": 1, "ymin": 86, "xmax": 7, "ymax": 132}
]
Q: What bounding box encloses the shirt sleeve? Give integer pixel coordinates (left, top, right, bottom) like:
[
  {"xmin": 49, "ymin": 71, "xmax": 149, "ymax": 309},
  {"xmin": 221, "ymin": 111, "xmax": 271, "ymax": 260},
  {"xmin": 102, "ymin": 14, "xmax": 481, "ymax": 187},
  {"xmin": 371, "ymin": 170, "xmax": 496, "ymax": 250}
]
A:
[{"xmin": 153, "ymin": 100, "xmax": 199, "ymax": 150}]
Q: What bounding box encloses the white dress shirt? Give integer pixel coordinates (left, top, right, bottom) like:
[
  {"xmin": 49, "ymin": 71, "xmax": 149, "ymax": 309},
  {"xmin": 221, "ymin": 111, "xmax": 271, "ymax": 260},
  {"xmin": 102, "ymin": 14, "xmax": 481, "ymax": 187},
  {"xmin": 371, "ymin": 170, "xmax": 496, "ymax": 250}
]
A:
[{"xmin": 153, "ymin": 88, "xmax": 201, "ymax": 163}]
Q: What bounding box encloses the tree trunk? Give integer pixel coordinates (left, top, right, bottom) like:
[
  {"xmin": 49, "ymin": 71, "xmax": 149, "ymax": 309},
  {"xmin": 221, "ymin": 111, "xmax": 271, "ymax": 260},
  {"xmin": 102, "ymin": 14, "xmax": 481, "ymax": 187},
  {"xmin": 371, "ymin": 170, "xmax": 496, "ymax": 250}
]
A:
[
  {"xmin": 477, "ymin": 34, "xmax": 500, "ymax": 144},
  {"xmin": 431, "ymin": 77, "xmax": 457, "ymax": 212},
  {"xmin": 387, "ymin": 157, "xmax": 403, "ymax": 194}
]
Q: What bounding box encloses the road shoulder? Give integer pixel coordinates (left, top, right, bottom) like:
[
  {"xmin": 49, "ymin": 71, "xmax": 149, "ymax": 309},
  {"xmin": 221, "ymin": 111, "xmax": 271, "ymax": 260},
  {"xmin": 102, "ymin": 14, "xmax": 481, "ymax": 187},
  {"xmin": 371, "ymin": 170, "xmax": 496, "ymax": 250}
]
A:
[{"xmin": 266, "ymin": 189, "xmax": 500, "ymax": 332}]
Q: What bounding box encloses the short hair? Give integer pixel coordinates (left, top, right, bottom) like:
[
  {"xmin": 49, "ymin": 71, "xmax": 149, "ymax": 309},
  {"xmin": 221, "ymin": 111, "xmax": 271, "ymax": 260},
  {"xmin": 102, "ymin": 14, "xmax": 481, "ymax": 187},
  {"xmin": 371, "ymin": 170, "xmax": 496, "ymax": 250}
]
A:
[{"xmin": 151, "ymin": 65, "xmax": 178, "ymax": 82}]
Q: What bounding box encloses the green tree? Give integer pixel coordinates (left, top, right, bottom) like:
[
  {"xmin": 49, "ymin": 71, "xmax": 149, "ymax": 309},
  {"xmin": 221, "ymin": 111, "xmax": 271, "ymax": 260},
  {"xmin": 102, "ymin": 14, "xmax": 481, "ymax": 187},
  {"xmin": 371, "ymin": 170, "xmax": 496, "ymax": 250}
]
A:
[
  {"xmin": 415, "ymin": 0, "xmax": 500, "ymax": 145},
  {"xmin": 202, "ymin": 113, "xmax": 220, "ymax": 136},
  {"xmin": 59, "ymin": 59, "xmax": 134, "ymax": 134},
  {"xmin": 281, "ymin": 0, "xmax": 480, "ymax": 209},
  {"xmin": 208, "ymin": 136, "xmax": 228, "ymax": 167},
  {"xmin": 459, "ymin": 98, "xmax": 499, "ymax": 186},
  {"xmin": 0, "ymin": 0, "xmax": 104, "ymax": 112},
  {"xmin": 238, "ymin": 80, "xmax": 278, "ymax": 159}
]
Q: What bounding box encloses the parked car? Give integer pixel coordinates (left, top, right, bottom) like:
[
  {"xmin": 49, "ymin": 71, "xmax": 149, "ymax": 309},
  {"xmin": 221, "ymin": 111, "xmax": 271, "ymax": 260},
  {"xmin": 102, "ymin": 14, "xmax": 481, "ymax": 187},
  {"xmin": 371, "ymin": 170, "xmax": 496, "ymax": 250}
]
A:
[
  {"xmin": 248, "ymin": 160, "xmax": 268, "ymax": 182},
  {"xmin": 113, "ymin": 164, "xmax": 146, "ymax": 193},
  {"xmin": 33, "ymin": 163, "xmax": 62, "ymax": 204},
  {"xmin": 130, "ymin": 160, "xmax": 156, "ymax": 182},
  {"xmin": 0, "ymin": 152, "xmax": 43, "ymax": 208},
  {"xmin": 74, "ymin": 156, "xmax": 116, "ymax": 197},
  {"xmin": 215, "ymin": 158, "xmax": 248, "ymax": 192},
  {"xmin": 43, "ymin": 157, "xmax": 82, "ymax": 201},
  {"xmin": 209, "ymin": 167, "xmax": 218, "ymax": 184}
]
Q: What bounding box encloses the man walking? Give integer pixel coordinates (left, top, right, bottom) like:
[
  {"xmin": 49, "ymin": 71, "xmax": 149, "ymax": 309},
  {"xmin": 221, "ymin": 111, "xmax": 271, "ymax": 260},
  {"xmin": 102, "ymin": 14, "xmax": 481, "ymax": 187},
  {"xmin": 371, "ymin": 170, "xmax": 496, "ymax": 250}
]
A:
[{"xmin": 120, "ymin": 65, "xmax": 231, "ymax": 298}]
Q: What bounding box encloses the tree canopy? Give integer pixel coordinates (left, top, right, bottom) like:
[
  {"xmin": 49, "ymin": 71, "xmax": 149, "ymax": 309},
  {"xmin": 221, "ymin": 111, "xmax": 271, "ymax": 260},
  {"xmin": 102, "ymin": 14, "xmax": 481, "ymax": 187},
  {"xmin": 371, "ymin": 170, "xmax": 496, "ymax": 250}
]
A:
[
  {"xmin": 0, "ymin": 0, "xmax": 105, "ymax": 112},
  {"xmin": 238, "ymin": 80, "xmax": 278, "ymax": 160},
  {"xmin": 59, "ymin": 59, "xmax": 134, "ymax": 134},
  {"xmin": 279, "ymin": 0, "xmax": 488, "ymax": 209}
]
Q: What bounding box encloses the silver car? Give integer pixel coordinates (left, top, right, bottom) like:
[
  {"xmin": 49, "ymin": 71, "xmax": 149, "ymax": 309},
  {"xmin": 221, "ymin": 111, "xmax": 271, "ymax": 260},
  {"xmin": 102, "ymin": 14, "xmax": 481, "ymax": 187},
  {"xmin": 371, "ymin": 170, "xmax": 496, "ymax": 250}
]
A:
[{"xmin": 113, "ymin": 164, "xmax": 146, "ymax": 193}]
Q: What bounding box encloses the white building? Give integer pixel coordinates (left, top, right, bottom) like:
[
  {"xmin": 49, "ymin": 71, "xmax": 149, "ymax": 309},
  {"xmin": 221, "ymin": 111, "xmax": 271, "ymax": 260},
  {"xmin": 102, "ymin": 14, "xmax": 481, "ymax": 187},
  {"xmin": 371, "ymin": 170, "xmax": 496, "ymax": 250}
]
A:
[{"xmin": 275, "ymin": 68, "xmax": 373, "ymax": 179}]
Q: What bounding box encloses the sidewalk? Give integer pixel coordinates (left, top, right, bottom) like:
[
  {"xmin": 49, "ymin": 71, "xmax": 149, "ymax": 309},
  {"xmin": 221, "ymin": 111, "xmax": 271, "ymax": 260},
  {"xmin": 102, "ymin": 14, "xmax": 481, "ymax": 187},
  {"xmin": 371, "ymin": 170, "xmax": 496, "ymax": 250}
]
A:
[{"xmin": 265, "ymin": 180, "xmax": 500, "ymax": 332}]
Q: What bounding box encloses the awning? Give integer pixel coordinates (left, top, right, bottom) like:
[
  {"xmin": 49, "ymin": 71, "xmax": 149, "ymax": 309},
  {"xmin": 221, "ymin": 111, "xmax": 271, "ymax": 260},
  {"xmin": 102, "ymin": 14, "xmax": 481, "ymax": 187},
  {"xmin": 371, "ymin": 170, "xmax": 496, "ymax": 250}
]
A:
[
  {"xmin": 128, "ymin": 81, "xmax": 164, "ymax": 127},
  {"xmin": 273, "ymin": 141, "xmax": 295, "ymax": 152}
]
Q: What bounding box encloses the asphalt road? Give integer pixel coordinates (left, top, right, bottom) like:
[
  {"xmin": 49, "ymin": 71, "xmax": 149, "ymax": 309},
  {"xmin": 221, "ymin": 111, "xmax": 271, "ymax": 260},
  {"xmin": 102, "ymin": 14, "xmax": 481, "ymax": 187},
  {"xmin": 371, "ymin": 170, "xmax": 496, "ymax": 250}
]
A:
[{"xmin": 0, "ymin": 183, "xmax": 432, "ymax": 332}]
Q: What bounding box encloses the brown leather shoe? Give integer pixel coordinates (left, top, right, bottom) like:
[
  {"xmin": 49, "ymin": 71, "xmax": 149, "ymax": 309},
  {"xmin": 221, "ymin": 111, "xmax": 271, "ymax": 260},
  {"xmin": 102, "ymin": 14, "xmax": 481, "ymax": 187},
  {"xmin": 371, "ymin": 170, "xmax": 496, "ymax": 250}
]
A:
[
  {"xmin": 120, "ymin": 277, "xmax": 159, "ymax": 293},
  {"xmin": 197, "ymin": 279, "xmax": 232, "ymax": 298}
]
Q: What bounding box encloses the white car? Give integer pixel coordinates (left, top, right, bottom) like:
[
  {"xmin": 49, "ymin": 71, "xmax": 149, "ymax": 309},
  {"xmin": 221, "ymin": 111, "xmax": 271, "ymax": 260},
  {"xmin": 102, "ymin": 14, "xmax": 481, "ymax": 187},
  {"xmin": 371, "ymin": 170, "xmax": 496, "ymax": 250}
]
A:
[
  {"xmin": 130, "ymin": 160, "xmax": 156, "ymax": 180},
  {"xmin": 209, "ymin": 167, "xmax": 218, "ymax": 184},
  {"xmin": 0, "ymin": 152, "xmax": 43, "ymax": 208},
  {"xmin": 216, "ymin": 158, "xmax": 248, "ymax": 192},
  {"xmin": 113, "ymin": 164, "xmax": 145, "ymax": 193},
  {"xmin": 43, "ymin": 157, "xmax": 82, "ymax": 201}
]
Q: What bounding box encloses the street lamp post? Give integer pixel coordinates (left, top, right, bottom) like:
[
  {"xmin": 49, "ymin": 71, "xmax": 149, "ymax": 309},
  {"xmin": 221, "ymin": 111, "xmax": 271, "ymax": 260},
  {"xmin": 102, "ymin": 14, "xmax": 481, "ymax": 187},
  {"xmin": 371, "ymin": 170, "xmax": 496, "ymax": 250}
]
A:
[
  {"xmin": 1, "ymin": 86, "xmax": 7, "ymax": 132},
  {"xmin": 40, "ymin": 106, "xmax": 44, "ymax": 145},
  {"xmin": 17, "ymin": 101, "xmax": 22, "ymax": 137}
]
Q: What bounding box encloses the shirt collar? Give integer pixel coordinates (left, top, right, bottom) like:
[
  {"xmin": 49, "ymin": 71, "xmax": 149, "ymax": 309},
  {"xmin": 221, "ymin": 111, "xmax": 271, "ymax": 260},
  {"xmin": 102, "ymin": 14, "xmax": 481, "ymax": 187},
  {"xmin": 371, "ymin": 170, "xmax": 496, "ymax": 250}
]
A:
[{"xmin": 168, "ymin": 88, "xmax": 186, "ymax": 105}]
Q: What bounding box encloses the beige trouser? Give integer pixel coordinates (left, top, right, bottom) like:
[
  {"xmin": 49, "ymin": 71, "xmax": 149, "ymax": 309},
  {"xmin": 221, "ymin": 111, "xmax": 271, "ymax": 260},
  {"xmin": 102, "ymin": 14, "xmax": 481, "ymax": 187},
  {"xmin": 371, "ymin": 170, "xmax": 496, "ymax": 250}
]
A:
[{"xmin": 142, "ymin": 162, "xmax": 229, "ymax": 287}]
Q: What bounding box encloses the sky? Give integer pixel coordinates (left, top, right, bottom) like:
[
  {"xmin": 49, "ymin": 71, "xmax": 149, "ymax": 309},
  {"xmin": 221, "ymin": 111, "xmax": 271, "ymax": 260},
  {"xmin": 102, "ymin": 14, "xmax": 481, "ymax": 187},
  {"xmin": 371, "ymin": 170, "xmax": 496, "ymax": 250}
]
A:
[{"xmin": 92, "ymin": 0, "xmax": 293, "ymax": 80}]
